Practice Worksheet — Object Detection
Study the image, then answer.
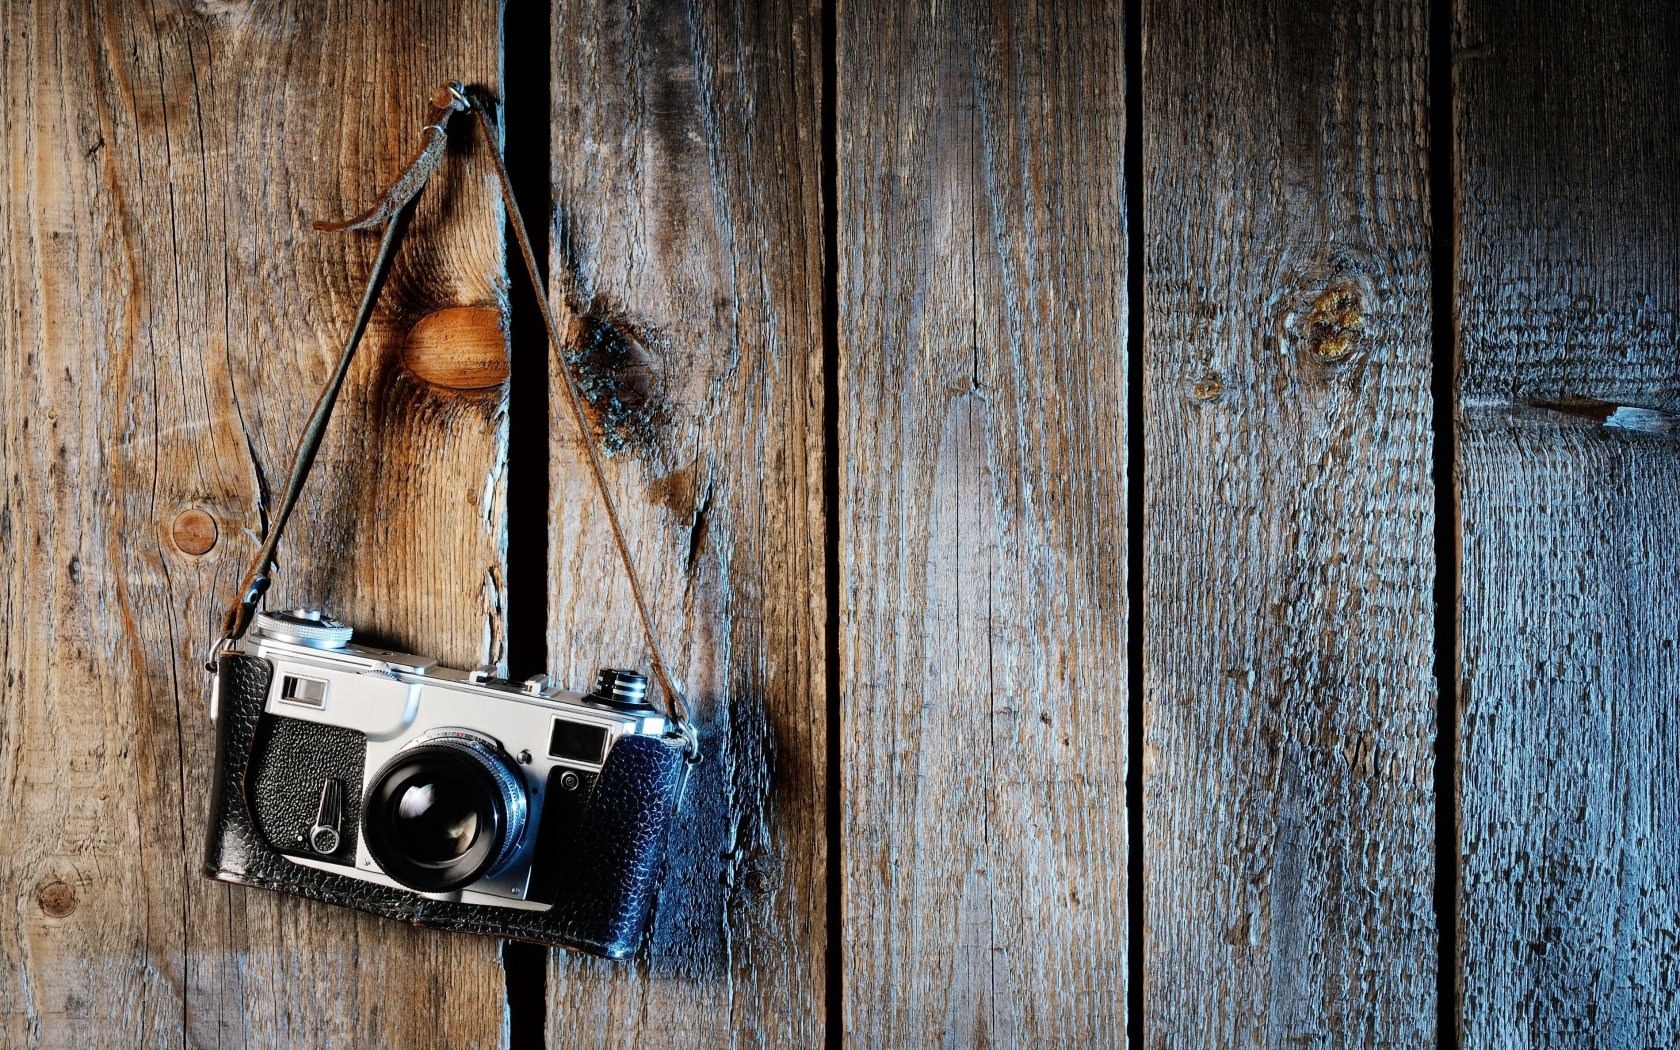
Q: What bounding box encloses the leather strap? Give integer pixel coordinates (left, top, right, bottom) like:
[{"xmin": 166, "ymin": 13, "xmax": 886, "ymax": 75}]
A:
[
  {"xmin": 314, "ymin": 83, "xmax": 469, "ymax": 234},
  {"xmin": 215, "ymin": 82, "xmax": 697, "ymax": 757},
  {"xmin": 216, "ymin": 215, "xmax": 401, "ymax": 643},
  {"xmin": 217, "ymin": 85, "xmax": 471, "ymax": 645},
  {"xmin": 461, "ymin": 87, "xmax": 696, "ymax": 740}
]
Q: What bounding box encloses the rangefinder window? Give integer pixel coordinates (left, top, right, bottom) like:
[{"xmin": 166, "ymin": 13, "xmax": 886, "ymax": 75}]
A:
[
  {"xmin": 280, "ymin": 674, "xmax": 327, "ymax": 708},
  {"xmin": 549, "ymin": 719, "xmax": 608, "ymax": 764}
]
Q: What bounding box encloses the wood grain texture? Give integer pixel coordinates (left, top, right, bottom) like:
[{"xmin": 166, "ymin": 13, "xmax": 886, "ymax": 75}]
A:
[
  {"xmin": 0, "ymin": 2, "xmax": 510, "ymax": 1046},
  {"xmin": 542, "ymin": 0, "xmax": 828, "ymax": 1045},
  {"xmin": 1142, "ymin": 0, "xmax": 1437, "ymax": 1043},
  {"xmin": 839, "ymin": 0, "xmax": 1129, "ymax": 1042},
  {"xmin": 1455, "ymin": 0, "xmax": 1680, "ymax": 1042}
]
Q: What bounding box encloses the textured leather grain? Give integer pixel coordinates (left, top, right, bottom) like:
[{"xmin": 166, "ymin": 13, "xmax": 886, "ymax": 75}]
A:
[
  {"xmin": 203, "ymin": 652, "xmax": 686, "ymax": 957},
  {"xmin": 543, "ymin": 732, "xmax": 686, "ymax": 955},
  {"xmin": 250, "ymin": 717, "xmax": 366, "ymax": 865},
  {"xmin": 525, "ymin": 766, "xmax": 598, "ymax": 904}
]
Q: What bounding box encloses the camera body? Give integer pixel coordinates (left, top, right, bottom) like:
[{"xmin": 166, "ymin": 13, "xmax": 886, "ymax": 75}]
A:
[{"xmin": 203, "ymin": 610, "xmax": 687, "ymax": 957}]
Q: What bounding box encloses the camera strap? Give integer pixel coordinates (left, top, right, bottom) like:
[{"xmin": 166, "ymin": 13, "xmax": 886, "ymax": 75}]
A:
[{"xmin": 214, "ymin": 82, "xmax": 698, "ymax": 760}]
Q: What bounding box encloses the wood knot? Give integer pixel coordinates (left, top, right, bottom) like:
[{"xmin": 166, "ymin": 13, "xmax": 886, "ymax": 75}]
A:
[
  {"xmin": 562, "ymin": 300, "xmax": 665, "ymax": 458},
  {"xmin": 37, "ymin": 880, "xmax": 77, "ymax": 917},
  {"xmin": 171, "ymin": 508, "xmax": 219, "ymax": 556},
  {"xmin": 1191, "ymin": 372, "xmax": 1225, "ymax": 402},
  {"xmin": 1304, "ymin": 286, "xmax": 1364, "ymax": 361},
  {"xmin": 1273, "ymin": 250, "xmax": 1379, "ymax": 378},
  {"xmin": 402, "ymin": 306, "xmax": 509, "ymax": 392}
]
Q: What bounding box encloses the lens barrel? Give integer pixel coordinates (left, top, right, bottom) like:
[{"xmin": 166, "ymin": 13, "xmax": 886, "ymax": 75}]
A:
[{"xmin": 362, "ymin": 733, "xmax": 528, "ymax": 893}]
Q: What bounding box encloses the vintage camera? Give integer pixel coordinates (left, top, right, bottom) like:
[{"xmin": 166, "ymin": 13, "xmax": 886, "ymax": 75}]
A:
[{"xmin": 203, "ymin": 609, "xmax": 688, "ymax": 957}]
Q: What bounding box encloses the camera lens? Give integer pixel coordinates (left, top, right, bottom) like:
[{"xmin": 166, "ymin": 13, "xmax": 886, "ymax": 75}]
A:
[
  {"xmin": 393, "ymin": 779, "xmax": 481, "ymax": 862},
  {"xmin": 362, "ymin": 733, "xmax": 528, "ymax": 893}
]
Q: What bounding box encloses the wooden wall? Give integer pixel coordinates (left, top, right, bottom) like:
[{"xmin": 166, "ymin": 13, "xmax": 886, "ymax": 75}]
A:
[
  {"xmin": 1, "ymin": 0, "xmax": 1674, "ymax": 1046},
  {"xmin": 1454, "ymin": 0, "xmax": 1680, "ymax": 1042},
  {"xmin": 1, "ymin": 2, "xmax": 511, "ymax": 1046},
  {"xmin": 838, "ymin": 3, "xmax": 1129, "ymax": 1043},
  {"xmin": 1144, "ymin": 0, "xmax": 1438, "ymax": 1042}
]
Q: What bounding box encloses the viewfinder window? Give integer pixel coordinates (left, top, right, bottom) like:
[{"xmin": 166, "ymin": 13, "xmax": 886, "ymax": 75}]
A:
[
  {"xmin": 280, "ymin": 675, "xmax": 327, "ymax": 708},
  {"xmin": 549, "ymin": 720, "xmax": 608, "ymax": 764}
]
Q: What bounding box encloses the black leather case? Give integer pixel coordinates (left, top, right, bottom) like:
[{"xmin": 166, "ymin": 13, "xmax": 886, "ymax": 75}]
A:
[
  {"xmin": 203, "ymin": 651, "xmax": 686, "ymax": 958},
  {"xmin": 249, "ymin": 717, "xmax": 368, "ymax": 865}
]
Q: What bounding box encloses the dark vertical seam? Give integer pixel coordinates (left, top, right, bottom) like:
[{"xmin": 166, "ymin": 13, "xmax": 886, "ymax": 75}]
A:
[
  {"xmin": 1429, "ymin": 0, "xmax": 1461, "ymax": 1045},
  {"xmin": 1122, "ymin": 0, "xmax": 1149, "ymax": 1041},
  {"xmin": 500, "ymin": 0, "xmax": 553, "ymax": 1044},
  {"xmin": 821, "ymin": 0, "xmax": 843, "ymax": 1046},
  {"xmin": 1124, "ymin": 0, "xmax": 1147, "ymax": 1046},
  {"xmin": 967, "ymin": 10, "xmax": 994, "ymax": 1041}
]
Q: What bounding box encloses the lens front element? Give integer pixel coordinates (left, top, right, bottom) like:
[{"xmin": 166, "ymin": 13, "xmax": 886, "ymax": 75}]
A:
[
  {"xmin": 363, "ymin": 733, "xmax": 528, "ymax": 893},
  {"xmin": 394, "ymin": 778, "xmax": 482, "ymax": 862}
]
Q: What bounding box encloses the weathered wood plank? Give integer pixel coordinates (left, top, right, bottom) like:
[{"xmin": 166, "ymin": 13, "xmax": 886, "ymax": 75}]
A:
[
  {"xmin": 0, "ymin": 2, "xmax": 510, "ymax": 1046},
  {"xmin": 542, "ymin": 0, "xmax": 828, "ymax": 1044},
  {"xmin": 1454, "ymin": 1, "xmax": 1680, "ymax": 1042},
  {"xmin": 839, "ymin": 0, "xmax": 1129, "ymax": 1042},
  {"xmin": 1142, "ymin": 0, "xmax": 1437, "ymax": 1043}
]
